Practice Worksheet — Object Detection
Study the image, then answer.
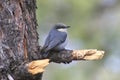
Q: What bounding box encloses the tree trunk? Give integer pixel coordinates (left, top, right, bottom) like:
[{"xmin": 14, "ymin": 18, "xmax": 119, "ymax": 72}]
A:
[{"xmin": 0, "ymin": 0, "xmax": 42, "ymax": 80}]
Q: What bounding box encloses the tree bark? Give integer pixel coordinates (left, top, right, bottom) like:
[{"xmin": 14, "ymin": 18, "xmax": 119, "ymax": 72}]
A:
[
  {"xmin": 0, "ymin": 0, "xmax": 104, "ymax": 80},
  {"xmin": 0, "ymin": 0, "xmax": 42, "ymax": 80}
]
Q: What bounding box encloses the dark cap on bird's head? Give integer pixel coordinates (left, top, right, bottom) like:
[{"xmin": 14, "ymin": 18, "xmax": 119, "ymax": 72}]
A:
[{"xmin": 53, "ymin": 23, "xmax": 70, "ymax": 29}]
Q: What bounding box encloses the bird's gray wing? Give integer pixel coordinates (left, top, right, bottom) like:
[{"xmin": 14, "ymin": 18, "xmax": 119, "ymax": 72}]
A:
[
  {"xmin": 43, "ymin": 32, "xmax": 67, "ymax": 52},
  {"xmin": 42, "ymin": 33, "xmax": 52, "ymax": 50}
]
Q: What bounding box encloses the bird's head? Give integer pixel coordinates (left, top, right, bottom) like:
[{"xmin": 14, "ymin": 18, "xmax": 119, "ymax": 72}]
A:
[{"xmin": 53, "ymin": 23, "xmax": 70, "ymax": 32}]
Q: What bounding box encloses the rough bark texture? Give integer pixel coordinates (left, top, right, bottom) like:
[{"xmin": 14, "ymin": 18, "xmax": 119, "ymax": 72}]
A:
[
  {"xmin": 0, "ymin": 0, "xmax": 42, "ymax": 80},
  {"xmin": 0, "ymin": 0, "xmax": 104, "ymax": 80}
]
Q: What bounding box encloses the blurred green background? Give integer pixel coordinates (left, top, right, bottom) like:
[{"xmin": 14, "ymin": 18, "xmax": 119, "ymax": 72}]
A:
[{"xmin": 36, "ymin": 0, "xmax": 120, "ymax": 80}]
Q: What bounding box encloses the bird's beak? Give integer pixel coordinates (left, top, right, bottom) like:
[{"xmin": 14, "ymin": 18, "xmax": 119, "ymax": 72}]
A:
[{"xmin": 66, "ymin": 26, "xmax": 70, "ymax": 28}]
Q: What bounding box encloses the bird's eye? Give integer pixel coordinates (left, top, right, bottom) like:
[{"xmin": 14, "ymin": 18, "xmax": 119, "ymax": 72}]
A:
[
  {"xmin": 57, "ymin": 27, "xmax": 64, "ymax": 29},
  {"xmin": 61, "ymin": 26, "xmax": 65, "ymax": 28}
]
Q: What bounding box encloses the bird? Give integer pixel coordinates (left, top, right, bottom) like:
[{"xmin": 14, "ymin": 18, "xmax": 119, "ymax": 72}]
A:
[{"xmin": 41, "ymin": 23, "xmax": 70, "ymax": 57}]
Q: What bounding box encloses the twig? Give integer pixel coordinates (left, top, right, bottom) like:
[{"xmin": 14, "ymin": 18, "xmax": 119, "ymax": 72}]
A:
[{"xmin": 27, "ymin": 49, "xmax": 104, "ymax": 75}]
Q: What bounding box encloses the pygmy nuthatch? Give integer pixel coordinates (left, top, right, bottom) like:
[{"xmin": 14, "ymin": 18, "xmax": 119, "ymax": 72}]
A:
[{"xmin": 42, "ymin": 23, "xmax": 70, "ymax": 57}]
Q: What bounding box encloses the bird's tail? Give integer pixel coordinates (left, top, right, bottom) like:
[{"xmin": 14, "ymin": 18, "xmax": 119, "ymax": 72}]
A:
[{"xmin": 41, "ymin": 49, "xmax": 49, "ymax": 58}]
